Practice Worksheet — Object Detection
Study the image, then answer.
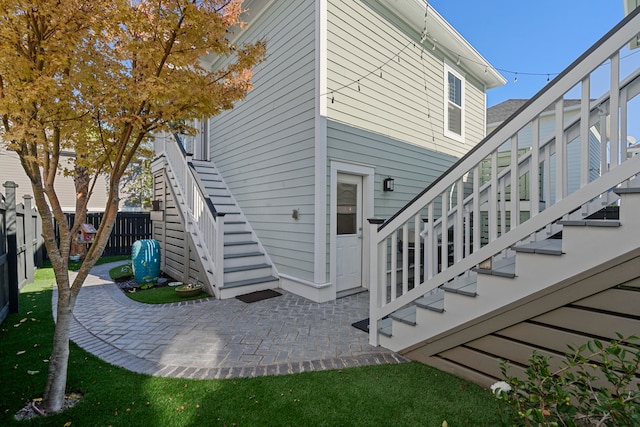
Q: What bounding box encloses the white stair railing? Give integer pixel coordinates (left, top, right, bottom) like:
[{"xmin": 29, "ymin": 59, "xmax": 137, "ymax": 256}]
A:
[
  {"xmin": 369, "ymin": 8, "xmax": 640, "ymax": 346},
  {"xmin": 153, "ymin": 131, "xmax": 225, "ymax": 296}
]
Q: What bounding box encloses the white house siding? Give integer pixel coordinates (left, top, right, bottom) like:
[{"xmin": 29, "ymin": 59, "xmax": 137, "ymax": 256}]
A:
[
  {"xmin": 327, "ymin": 121, "xmax": 457, "ymax": 219},
  {"xmin": 208, "ymin": 0, "xmax": 318, "ymax": 281},
  {"xmin": 326, "ymin": 0, "xmax": 488, "ymax": 160}
]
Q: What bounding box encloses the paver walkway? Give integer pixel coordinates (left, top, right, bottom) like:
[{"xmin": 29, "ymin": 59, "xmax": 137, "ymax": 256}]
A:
[{"xmin": 56, "ymin": 262, "xmax": 407, "ymax": 379}]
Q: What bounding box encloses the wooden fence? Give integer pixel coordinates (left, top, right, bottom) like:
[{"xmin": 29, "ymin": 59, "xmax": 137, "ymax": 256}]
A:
[
  {"xmin": 54, "ymin": 211, "xmax": 152, "ymax": 258},
  {"xmin": 0, "ymin": 181, "xmax": 42, "ymax": 324},
  {"xmin": 1, "ymin": 179, "xmax": 152, "ymax": 324}
]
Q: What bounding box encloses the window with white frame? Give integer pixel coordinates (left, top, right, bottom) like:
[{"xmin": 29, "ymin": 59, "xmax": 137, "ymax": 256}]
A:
[{"xmin": 444, "ymin": 63, "xmax": 465, "ymax": 141}]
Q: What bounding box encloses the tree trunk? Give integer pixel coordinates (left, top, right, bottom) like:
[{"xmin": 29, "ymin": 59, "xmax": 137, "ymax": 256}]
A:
[
  {"xmin": 70, "ymin": 166, "xmax": 91, "ymax": 259},
  {"xmin": 42, "ymin": 288, "xmax": 76, "ymax": 413}
]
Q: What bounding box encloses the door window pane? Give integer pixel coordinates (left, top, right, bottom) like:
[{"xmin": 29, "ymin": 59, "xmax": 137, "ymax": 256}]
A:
[{"xmin": 337, "ymin": 182, "xmax": 357, "ymax": 235}]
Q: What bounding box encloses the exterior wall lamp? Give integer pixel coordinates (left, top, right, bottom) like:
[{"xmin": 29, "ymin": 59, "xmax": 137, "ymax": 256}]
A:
[
  {"xmin": 383, "ymin": 176, "xmax": 395, "ymax": 192},
  {"xmin": 151, "ymin": 200, "xmax": 163, "ymax": 211}
]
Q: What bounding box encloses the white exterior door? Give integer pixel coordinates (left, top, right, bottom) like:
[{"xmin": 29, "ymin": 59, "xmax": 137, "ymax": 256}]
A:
[{"xmin": 336, "ymin": 174, "xmax": 363, "ymax": 292}]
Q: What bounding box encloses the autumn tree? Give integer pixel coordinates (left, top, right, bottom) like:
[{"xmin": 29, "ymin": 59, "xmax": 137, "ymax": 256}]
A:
[{"xmin": 0, "ymin": 0, "xmax": 265, "ymax": 414}]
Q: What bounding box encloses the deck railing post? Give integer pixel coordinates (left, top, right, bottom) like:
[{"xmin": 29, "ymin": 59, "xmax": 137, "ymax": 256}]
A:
[
  {"xmin": 368, "ymin": 218, "xmax": 385, "ymax": 347},
  {"xmin": 23, "ymin": 195, "xmax": 35, "ymax": 283},
  {"xmin": 214, "ymin": 213, "xmax": 225, "ymax": 288}
]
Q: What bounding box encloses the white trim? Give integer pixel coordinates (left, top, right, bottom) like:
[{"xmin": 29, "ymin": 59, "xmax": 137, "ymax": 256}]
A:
[
  {"xmin": 443, "ymin": 61, "xmax": 466, "ymax": 143},
  {"xmin": 314, "ymin": 0, "xmax": 328, "ymax": 284},
  {"xmin": 330, "ymin": 161, "xmax": 375, "ymax": 297}
]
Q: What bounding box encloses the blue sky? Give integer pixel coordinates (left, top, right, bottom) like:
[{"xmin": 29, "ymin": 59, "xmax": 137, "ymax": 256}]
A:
[{"xmin": 428, "ymin": 0, "xmax": 627, "ymax": 107}]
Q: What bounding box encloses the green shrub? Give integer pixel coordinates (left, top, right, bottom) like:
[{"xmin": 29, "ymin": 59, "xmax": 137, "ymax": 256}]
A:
[{"xmin": 492, "ymin": 334, "xmax": 640, "ymax": 426}]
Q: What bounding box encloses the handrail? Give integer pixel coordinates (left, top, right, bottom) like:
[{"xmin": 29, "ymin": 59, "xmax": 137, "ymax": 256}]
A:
[{"xmin": 368, "ymin": 8, "xmax": 640, "ymax": 347}]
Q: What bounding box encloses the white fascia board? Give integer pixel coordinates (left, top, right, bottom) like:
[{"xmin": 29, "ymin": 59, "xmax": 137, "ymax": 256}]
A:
[{"xmin": 377, "ymin": 0, "xmax": 507, "ymax": 89}]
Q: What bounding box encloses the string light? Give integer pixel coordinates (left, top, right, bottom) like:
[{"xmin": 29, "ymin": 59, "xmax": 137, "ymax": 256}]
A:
[{"xmin": 320, "ymin": 2, "xmax": 640, "ymax": 104}]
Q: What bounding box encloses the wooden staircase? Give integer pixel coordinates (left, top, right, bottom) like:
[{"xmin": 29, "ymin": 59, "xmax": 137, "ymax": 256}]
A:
[
  {"xmin": 379, "ymin": 188, "xmax": 640, "ymax": 356},
  {"xmin": 368, "ymin": 8, "xmax": 640, "ymax": 362},
  {"xmin": 190, "ymin": 159, "xmax": 279, "ymax": 298},
  {"xmin": 153, "ymin": 133, "xmax": 279, "ymax": 299}
]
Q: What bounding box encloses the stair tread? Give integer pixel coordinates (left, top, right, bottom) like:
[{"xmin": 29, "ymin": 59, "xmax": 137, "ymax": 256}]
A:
[
  {"xmin": 224, "ymin": 251, "xmax": 263, "ymax": 259},
  {"xmin": 389, "ymin": 306, "xmax": 416, "ymax": 326},
  {"xmin": 225, "ymin": 240, "xmax": 257, "ymax": 246},
  {"xmin": 378, "ymin": 317, "xmax": 393, "ymax": 337},
  {"xmin": 415, "ymin": 290, "xmax": 445, "ymax": 312},
  {"xmin": 514, "ymin": 238, "xmax": 563, "ymax": 255},
  {"xmin": 221, "ymin": 275, "xmax": 279, "ymax": 289},
  {"xmin": 224, "ymin": 263, "xmax": 271, "ymax": 273},
  {"xmin": 558, "ymin": 219, "xmax": 621, "ymax": 227},
  {"xmin": 473, "ymin": 256, "xmax": 516, "ymax": 278},
  {"xmin": 441, "ymin": 274, "xmax": 478, "ymax": 296}
]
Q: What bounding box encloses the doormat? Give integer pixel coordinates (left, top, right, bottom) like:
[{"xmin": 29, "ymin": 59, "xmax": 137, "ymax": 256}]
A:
[
  {"xmin": 351, "ymin": 318, "xmax": 369, "ymax": 333},
  {"xmin": 236, "ymin": 289, "xmax": 282, "ymax": 303}
]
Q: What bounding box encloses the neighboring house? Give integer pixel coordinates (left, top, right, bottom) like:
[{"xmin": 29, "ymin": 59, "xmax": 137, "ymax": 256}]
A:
[
  {"xmin": 151, "ymin": 0, "xmax": 505, "ymax": 302},
  {"xmin": 0, "ymin": 144, "xmax": 111, "ymax": 212},
  {"xmin": 487, "ymin": 99, "xmax": 602, "ymax": 208}
]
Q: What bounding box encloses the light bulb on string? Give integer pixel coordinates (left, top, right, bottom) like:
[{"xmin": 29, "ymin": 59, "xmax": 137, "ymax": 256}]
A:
[
  {"xmin": 514, "ymin": 72, "xmax": 518, "ymax": 83},
  {"xmin": 456, "ymin": 55, "xmax": 460, "ymax": 65},
  {"xmin": 357, "ymin": 80, "xmax": 361, "ymax": 91},
  {"xmin": 546, "ymin": 74, "xmax": 550, "ymax": 82}
]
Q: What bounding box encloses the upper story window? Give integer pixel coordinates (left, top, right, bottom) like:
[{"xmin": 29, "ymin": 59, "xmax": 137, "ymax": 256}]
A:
[{"xmin": 444, "ymin": 63, "xmax": 465, "ymax": 142}]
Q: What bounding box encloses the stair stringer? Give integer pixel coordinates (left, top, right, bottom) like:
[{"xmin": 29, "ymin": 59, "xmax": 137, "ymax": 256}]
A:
[
  {"xmin": 380, "ymin": 190, "xmax": 640, "ymax": 355},
  {"xmin": 160, "ymin": 167, "xmax": 217, "ymax": 295}
]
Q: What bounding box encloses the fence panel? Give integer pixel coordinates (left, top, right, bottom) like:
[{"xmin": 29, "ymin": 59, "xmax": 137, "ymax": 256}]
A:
[
  {"xmin": 52, "ymin": 212, "xmax": 151, "ymax": 258},
  {"xmin": 0, "ymin": 183, "xmax": 40, "ymax": 324}
]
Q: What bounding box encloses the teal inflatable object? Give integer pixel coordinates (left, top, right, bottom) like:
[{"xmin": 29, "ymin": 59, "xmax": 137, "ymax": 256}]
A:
[{"xmin": 131, "ymin": 239, "xmax": 160, "ymax": 284}]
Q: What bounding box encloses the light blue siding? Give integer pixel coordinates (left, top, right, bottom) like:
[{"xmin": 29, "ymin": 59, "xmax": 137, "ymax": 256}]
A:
[
  {"xmin": 328, "ymin": 120, "xmax": 458, "ymax": 219},
  {"xmin": 208, "ymin": 0, "xmax": 317, "ymax": 281}
]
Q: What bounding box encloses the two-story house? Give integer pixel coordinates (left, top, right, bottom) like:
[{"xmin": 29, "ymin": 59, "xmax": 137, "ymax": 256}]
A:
[{"xmin": 151, "ymin": 0, "xmax": 505, "ymax": 302}]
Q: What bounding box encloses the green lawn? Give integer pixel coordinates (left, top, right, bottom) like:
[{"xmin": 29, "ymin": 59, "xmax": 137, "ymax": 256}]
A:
[
  {"xmin": 0, "ymin": 262, "xmax": 501, "ymax": 426},
  {"xmin": 125, "ymin": 284, "xmax": 210, "ymax": 304}
]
